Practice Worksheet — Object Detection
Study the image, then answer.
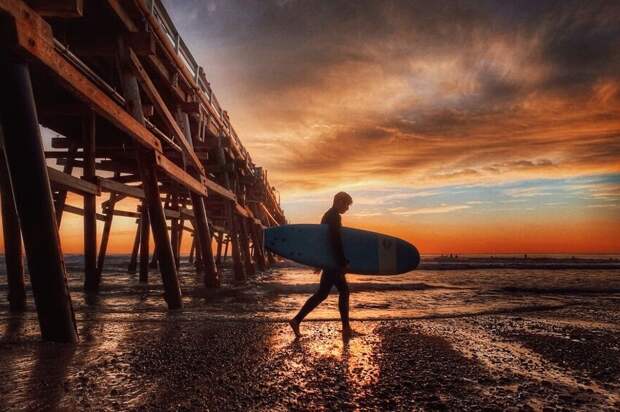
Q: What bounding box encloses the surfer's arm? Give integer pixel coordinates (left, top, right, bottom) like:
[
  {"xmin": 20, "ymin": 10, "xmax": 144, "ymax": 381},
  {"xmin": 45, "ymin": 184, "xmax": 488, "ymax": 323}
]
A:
[{"xmin": 327, "ymin": 215, "xmax": 348, "ymax": 267}]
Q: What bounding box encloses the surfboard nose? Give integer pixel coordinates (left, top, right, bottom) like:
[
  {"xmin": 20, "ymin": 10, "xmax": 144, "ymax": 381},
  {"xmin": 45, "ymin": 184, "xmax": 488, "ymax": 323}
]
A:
[{"xmin": 397, "ymin": 241, "xmax": 421, "ymax": 272}]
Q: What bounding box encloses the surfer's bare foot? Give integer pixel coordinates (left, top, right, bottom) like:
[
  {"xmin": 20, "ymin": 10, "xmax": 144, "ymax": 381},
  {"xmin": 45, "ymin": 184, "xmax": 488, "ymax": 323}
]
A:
[
  {"xmin": 289, "ymin": 319, "xmax": 301, "ymax": 338},
  {"xmin": 342, "ymin": 325, "xmax": 357, "ymax": 340}
]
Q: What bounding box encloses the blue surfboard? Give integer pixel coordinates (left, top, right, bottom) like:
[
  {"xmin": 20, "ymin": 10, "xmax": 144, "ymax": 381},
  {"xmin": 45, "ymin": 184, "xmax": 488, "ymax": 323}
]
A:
[{"xmin": 264, "ymin": 224, "xmax": 420, "ymax": 275}]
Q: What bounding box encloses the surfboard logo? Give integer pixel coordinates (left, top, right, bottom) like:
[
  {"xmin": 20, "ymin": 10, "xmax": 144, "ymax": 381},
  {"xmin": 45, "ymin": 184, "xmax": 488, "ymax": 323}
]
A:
[{"xmin": 378, "ymin": 237, "xmax": 397, "ymax": 274}]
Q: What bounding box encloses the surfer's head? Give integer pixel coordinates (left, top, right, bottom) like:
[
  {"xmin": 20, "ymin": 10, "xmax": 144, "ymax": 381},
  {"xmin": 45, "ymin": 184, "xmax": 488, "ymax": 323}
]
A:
[{"xmin": 333, "ymin": 192, "xmax": 353, "ymax": 214}]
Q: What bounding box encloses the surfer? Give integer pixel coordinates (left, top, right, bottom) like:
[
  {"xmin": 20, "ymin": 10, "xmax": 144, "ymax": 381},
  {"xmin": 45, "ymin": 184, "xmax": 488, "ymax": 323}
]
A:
[{"xmin": 289, "ymin": 192, "xmax": 354, "ymax": 339}]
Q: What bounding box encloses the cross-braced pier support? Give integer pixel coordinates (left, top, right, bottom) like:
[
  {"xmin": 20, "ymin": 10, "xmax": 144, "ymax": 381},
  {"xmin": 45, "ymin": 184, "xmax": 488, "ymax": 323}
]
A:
[
  {"xmin": 0, "ymin": 54, "xmax": 78, "ymax": 342},
  {"xmin": 0, "ymin": 0, "xmax": 286, "ymax": 342}
]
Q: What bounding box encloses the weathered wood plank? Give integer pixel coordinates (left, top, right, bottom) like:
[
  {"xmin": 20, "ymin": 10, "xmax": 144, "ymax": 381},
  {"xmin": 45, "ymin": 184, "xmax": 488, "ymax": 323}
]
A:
[
  {"xmin": 0, "ymin": 0, "xmax": 163, "ymax": 153},
  {"xmin": 30, "ymin": 0, "xmax": 83, "ymax": 18},
  {"xmin": 63, "ymin": 204, "xmax": 106, "ymax": 221},
  {"xmin": 98, "ymin": 177, "xmax": 145, "ymax": 198},
  {"xmin": 139, "ymin": 206, "xmax": 149, "ymax": 282},
  {"xmin": 83, "ymin": 111, "xmax": 99, "ymax": 292},
  {"xmin": 0, "ymin": 155, "xmax": 26, "ymax": 311},
  {"xmin": 203, "ymin": 176, "xmax": 237, "ymax": 201},
  {"xmin": 47, "ymin": 166, "xmax": 99, "ymax": 195},
  {"xmin": 128, "ymin": 48, "xmax": 204, "ymax": 174},
  {"xmin": 154, "ymin": 151, "xmax": 207, "ymax": 196},
  {"xmin": 105, "ymin": 0, "xmax": 139, "ymax": 32}
]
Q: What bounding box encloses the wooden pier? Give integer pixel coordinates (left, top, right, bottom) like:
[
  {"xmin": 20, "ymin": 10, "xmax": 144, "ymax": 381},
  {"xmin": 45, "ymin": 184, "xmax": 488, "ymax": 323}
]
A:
[{"xmin": 0, "ymin": 0, "xmax": 286, "ymax": 342}]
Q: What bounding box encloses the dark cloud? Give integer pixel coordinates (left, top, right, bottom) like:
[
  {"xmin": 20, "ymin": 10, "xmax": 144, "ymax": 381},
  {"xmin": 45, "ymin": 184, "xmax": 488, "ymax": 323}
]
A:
[
  {"xmin": 165, "ymin": 0, "xmax": 620, "ymax": 191},
  {"xmin": 168, "ymin": 0, "xmax": 620, "ymax": 96}
]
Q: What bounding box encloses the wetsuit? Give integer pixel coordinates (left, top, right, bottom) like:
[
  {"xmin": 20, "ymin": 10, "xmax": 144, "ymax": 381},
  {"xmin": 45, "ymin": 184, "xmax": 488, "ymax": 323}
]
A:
[{"xmin": 293, "ymin": 207, "xmax": 350, "ymax": 326}]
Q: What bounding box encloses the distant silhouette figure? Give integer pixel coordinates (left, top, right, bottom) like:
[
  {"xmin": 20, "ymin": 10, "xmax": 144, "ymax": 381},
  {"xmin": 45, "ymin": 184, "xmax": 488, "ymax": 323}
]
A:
[{"xmin": 289, "ymin": 192, "xmax": 354, "ymax": 339}]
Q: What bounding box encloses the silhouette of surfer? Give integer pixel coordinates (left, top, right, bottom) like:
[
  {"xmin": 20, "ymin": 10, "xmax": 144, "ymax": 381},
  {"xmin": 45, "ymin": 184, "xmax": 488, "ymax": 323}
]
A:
[{"xmin": 289, "ymin": 192, "xmax": 354, "ymax": 339}]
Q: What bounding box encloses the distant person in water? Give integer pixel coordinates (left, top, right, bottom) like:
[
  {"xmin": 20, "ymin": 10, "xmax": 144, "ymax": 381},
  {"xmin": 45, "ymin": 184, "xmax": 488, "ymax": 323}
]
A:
[{"xmin": 289, "ymin": 191, "xmax": 354, "ymax": 339}]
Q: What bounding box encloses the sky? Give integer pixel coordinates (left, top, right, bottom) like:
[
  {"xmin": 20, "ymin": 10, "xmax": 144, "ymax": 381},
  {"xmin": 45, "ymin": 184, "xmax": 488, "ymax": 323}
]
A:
[
  {"xmin": 158, "ymin": 0, "xmax": 620, "ymax": 254},
  {"xmin": 3, "ymin": 1, "xmax": 618, "ymax": 255}
]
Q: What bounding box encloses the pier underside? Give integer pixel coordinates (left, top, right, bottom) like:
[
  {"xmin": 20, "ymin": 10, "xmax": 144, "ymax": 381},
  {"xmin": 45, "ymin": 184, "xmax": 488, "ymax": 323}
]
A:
[{"xmin": 0, "ymin": 0, "xmax": 285, "ymax": 342}]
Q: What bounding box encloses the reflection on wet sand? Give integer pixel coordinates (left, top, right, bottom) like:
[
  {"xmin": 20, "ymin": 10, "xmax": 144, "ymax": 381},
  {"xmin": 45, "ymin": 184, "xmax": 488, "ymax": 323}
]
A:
[{"xmin": 0, "ymin": 257, "xmax": 618, "ymax": 409}]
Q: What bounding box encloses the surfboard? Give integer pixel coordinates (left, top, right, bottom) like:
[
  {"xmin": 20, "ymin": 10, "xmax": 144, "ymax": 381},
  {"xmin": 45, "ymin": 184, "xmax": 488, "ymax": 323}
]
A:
[{"xmin": 264, "ymin": 224, "xmax": 420, "ymax": 275}]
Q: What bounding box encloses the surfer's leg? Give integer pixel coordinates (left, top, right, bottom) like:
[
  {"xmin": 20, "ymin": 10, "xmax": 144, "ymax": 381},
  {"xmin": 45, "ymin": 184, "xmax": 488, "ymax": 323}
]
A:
[
  {"xmin": 333, "ymin": 271, "xmax": 350, "ymax": 329},
  {"xmin": 292, "ymin": 270, "xmax": 334, "ymax": 324}
]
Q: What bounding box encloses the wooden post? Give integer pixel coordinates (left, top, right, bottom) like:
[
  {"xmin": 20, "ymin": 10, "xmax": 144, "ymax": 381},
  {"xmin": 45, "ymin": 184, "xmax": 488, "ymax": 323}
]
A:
[
  {"xmin": 96, "ymin": 173, "xmax": 120, "ymax": 279},
  {"xmin": 0, "ymin": 155, "xmax": 26, "ymax": 311},
  {"xmin": 128, "ymin": 218, "xmax": 140, "ymax": 273},
  {"xmin": 238, "ymin": 216, "xmax": 255, "ymax": 277},
  {"xmin": 251, "ymin": 222, "xmax": 267, "ymax": 271},
  {"xmin": 83, "ymin": 111, "xmax": 98, "ymax": 292},
  {"xmin": 215, "ymin": 231, "xmax": 224, "ymax": 267},
  {"xmin": 170, "ymin": 193, "xmax": 180, "ymax": 266},
  {"xmin": 267, "ymin": 250, "xmax": 276, "ymax": 266},
  {"xmin": 188, "ymin": 236, "xmax": 195, "ymax": 264},
  {"xmin": 55, "ymin": 140, "xmax": 78, "ymax": 226},
  {"xmin": 0, "ymin": 54, "xmax": 77, "ymax": 342},
  {"xmin": 194, "ymin": 241, "xmax": 203, "ymax": 270},
  {"xmin": 137, "ymin": 150, "xmax": 182, "ymax": 307},
  {"xmin": 229, "ymin": 210, "xmax": 246, "ymax": 282},
  {"xmin": 190, "ymin": 192, "xmax": 219, "ymax": 287},
  {"xmin": 176, "ymin": 198, "xmax": 186, "ymax": 267},
  {"xmin": 223, "ymin": 235, "xmax": 230, "ymax": 263},
  {"xmin": 95, "ymin": 195, "xmax": 117, "ymax": 277},
  {"xmin": 149, "ymin": 245, "xmax": 159, "ymax": 268},
  {"xmin": 139, "ymin": 205, "xmax": 150, "ymax": 282},
  {"xmin": 118, "ymin": 39, "xmax": 182, "ymax": 308}
]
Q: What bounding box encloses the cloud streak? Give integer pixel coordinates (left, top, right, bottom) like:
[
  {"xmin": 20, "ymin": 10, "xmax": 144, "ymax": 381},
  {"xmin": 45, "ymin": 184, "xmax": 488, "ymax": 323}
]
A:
[
  {"xmin": 390, "ymin": 205, "xmax": 471, "ymax": 216},
  {"xmin": 165, "ymin": 0, "xmax": 620, "ymax": 194}
]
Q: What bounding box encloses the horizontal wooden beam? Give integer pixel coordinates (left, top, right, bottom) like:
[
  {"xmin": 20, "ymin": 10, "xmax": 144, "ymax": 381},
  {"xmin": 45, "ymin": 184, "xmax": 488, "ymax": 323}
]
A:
[
  {"xmin": 98, "ymin": 178, "xmax": 144, "ymax": 199},
  {"xmin": 63, "ymin": 204, "xmax": 106, "ymax": 221},
  {"xmin": 105, "ymin": 0, "xmax": 139, "ymax": 32},
  {"xmin": 70, "ymin": 32, "xmax": 155, "ymax": 58},
  {"xmin": 145, "ymin": 54, "xmax": 186, "ymax": 102},
  {"xmin": 154, "ymin": 152, "xmax": 207, "ymax": 197},
  {"xmin": 202, "ymin": 177, "xmax": 236, "ymax": 201},
  {"xmin": 179, "ymin": 207, "xmax": 194, "ymax": 219},
  {"xmin": 105, "ymin": 207, "xmax": 187, "ymax": 220},
  {"xmin": 108, "ymin": 209, "xmax": 140, "ymax": 219},
  {"xmin": 30, "ymin": 0, "xmax": 83, "ymax": 18},
  {"xmin": 211, "ymin": 223, "xmax": 227, "ymax": 234},
  {"xmin": 48, "ymin": 167, "xmax": 99, "ymax": 196}
]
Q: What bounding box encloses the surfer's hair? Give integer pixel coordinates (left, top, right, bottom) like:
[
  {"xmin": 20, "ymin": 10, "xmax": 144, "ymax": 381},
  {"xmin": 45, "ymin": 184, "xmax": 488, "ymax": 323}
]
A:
[{"xmin": 333, "ymin": 191, "xmax": 353, "ymax": 205}]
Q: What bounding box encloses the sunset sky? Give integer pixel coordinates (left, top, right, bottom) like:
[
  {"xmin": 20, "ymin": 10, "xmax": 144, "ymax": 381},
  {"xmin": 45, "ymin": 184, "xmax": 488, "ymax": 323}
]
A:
[
  {"xmin": 160, "ymin": 0, "xmax": 620, "ymax": 254},
  {"xmin": 5, "ymin": 0, "xmax": 619, "ymax": 255}
]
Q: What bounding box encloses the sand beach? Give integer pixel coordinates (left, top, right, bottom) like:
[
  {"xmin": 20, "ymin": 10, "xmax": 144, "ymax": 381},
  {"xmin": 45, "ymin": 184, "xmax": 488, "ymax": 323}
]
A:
[{"xmin": 0, "ymin": 257, "xmax": 618, "ymax": 410}]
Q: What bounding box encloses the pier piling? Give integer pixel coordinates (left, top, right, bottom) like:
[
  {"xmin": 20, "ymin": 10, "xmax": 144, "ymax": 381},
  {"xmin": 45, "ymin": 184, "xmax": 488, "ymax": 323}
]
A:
[
  {"xmin": 0, "ymin": 155, "xmax": 26, "ymax": 311},
  {"xmin": 0, "ymin": 54, "xmax": 77, "ymax": 342},
  {"xmin": 139, "ymin": 206, "xmax": 150, "ymax": 283}
]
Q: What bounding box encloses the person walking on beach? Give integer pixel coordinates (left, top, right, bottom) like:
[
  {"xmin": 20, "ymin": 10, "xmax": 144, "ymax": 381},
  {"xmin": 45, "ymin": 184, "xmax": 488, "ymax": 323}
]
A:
[{"xmin": 289, "ymin": 192, "xmax": 354, "ymax": 339}]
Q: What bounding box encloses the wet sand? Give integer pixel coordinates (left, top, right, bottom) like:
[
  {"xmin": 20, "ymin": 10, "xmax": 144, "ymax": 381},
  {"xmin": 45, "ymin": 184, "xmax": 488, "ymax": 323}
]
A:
[{"xmin": 0, "ymin": 259, "xmax": 619, "ymax": 410}]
